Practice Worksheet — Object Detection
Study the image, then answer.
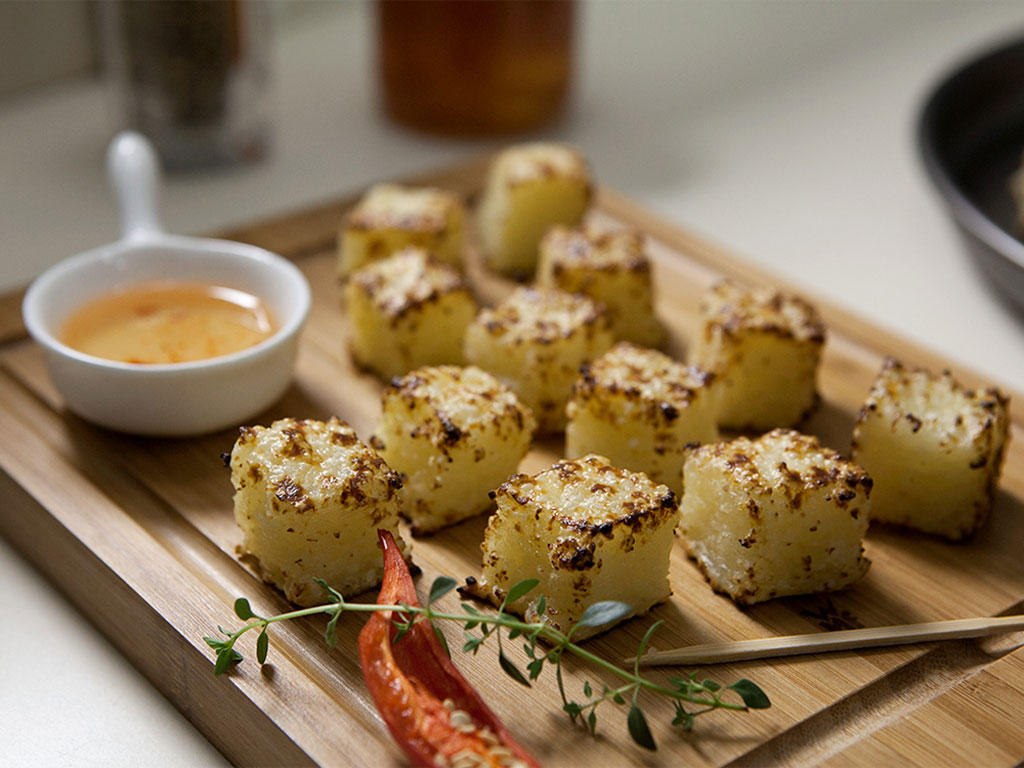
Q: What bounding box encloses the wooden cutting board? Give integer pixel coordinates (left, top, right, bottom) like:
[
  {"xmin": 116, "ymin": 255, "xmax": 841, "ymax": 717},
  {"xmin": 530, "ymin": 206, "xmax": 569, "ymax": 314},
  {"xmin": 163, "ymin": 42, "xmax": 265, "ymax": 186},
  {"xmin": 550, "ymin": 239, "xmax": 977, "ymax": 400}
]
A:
[{"xmin": 1, "ymin": 156, "xmax": 1022, "ymax": 767}]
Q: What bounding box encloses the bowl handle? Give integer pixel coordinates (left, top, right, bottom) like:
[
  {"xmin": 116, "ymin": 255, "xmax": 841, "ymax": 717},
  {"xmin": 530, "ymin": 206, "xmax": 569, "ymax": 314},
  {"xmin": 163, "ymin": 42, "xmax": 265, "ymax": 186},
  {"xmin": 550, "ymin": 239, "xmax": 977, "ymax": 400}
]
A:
[{"xmin": 107, "ymin": 131, "xmax": 165, "ymax": 241}]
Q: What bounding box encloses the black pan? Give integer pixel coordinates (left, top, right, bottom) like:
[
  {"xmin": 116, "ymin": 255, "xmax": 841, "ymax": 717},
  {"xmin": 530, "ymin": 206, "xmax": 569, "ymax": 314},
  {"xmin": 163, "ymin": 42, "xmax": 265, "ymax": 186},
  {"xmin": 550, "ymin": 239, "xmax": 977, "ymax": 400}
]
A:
[{"xmin": 918, "ymin": 35, "xmax": 1024, "ymax": 313}]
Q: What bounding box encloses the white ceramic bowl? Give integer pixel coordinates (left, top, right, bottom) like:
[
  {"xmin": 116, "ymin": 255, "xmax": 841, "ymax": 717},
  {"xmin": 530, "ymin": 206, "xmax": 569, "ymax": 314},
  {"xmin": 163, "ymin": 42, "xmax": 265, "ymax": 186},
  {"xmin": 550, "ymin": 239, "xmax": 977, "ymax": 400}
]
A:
[{"xmin": 22, "ymin": 132, "xmax": 311, "ymax": 436}]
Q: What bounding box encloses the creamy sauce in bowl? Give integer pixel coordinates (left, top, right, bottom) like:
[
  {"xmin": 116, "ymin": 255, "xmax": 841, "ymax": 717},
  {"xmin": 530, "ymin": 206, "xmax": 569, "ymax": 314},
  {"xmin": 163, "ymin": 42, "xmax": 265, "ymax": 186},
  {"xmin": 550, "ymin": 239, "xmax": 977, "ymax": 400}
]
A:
[{"xmin": 60, "ymin": 281, "xmax": 276, "ymax": 364}]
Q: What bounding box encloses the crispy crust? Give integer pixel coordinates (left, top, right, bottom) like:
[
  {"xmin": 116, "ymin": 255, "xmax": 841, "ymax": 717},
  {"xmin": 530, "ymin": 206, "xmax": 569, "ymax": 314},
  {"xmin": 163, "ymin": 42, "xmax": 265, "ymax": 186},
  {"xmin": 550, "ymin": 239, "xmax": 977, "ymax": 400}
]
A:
[
  {"xmin": 346, "ymin": 183, "xmax": 462, "ymax": 234},
  {"xmin": 348, "ymin": 248, "xmax": 471, "ymax": 321},
  {"xmin": 702, "ymin": 279, "xmax": 826, "ymax": 344},
  {"xmin": 571, "ymin": 342, "xmax": 714, "ymax": 428},
  {"xmin": 540, "ymin": 225, "xmax": 650, "ymax": 274},
  {"xmin": 472, "ymin": 286, "xmax": 609, "ymax": 344},
  {"xmin": 489, "ymin": 455, "xmax": 678, "ymax": 568}
]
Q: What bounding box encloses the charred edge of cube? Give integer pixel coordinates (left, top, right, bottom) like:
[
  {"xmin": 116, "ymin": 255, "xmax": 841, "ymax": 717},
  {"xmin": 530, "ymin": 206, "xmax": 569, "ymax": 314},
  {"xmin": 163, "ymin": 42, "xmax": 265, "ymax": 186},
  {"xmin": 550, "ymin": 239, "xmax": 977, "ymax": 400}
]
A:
[
  {"xmin": 707, "ymin": 281, "xmax": 826, "ymax": 344},
  {"xmin": 572, "ymin": 355, "xmax": 714, "ymax": 421},
  {"xmin": 544, "ymin": 229, "xmax": 650, "ymax": 273},
  {"xmin": 554, "ymin": 488, "xmax": 678, "ymax": 541},
  {"xmin": 352, "ymin": 268, "xmax": 469, "ymax": 323},
  {"xmin": 475, "ymin": 288, "xmax": 609, "ymax": 343}
]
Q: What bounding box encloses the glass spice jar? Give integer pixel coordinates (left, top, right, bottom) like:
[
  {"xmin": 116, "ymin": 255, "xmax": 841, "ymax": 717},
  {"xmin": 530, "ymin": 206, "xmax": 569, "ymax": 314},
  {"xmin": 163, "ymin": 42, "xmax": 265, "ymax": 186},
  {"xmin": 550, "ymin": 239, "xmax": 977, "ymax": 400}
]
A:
[
  {"xmin": 377, "ymin": 0, "xmax": 576, "ymax": 137},
  {"xmin": 103, "ymin": 0, "xmax": 270, "ymax": 170}
]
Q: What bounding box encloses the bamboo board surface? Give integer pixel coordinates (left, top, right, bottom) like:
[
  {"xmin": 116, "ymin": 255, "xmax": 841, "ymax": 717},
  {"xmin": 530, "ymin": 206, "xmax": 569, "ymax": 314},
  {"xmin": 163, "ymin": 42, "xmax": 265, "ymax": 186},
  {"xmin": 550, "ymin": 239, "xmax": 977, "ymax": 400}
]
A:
[{"xmin": 1, "ymin": 156, "xmax": 1022, "ymax": 767}]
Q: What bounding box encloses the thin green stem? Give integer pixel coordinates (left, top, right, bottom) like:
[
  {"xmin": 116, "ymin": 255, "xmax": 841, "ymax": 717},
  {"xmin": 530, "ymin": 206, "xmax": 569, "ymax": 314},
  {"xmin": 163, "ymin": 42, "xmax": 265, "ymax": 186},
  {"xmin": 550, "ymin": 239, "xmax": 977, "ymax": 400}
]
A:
[
  {"xmin": 208, "ymin": 587, "xmax": 766, "ymax": 747},
  {"xmin": 558, "ymin": 638, "xmax": 747, "ymax": 711},
  {"xmin": 223, "ymin": 601, "xmax": 748, "ymax": 712}
]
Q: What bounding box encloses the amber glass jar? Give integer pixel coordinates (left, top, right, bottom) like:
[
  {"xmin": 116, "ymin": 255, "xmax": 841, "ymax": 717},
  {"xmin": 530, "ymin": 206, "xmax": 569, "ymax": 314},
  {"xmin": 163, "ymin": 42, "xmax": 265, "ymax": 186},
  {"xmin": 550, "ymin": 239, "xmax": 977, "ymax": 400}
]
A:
[{"xmin": 377, "ymin": 0, "xmax": 575, "ymax": 137}]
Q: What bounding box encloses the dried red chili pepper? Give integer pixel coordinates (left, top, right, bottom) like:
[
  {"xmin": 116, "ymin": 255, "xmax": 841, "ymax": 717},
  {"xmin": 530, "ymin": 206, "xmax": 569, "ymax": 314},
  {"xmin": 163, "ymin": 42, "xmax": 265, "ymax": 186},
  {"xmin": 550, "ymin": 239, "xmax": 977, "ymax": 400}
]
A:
[{"xmin": 359, "ymin": 529, "xmax": 540, "ymax": 768}]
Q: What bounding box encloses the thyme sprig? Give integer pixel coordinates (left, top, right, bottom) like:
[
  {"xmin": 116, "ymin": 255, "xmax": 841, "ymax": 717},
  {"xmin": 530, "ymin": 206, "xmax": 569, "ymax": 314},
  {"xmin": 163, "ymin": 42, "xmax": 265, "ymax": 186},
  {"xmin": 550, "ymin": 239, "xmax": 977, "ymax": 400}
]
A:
[{"xmin": 204, "ymin": 577, "xmax": 769, "ymax": 750}]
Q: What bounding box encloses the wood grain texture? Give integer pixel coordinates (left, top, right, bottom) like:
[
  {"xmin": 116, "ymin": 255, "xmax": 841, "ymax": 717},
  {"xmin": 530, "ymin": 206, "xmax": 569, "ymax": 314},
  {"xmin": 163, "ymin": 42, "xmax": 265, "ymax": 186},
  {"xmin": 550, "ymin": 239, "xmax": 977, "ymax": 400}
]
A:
[
  {"xmin": 822, "ymin": 647, "xmax": 1024, "ymax": 767},
  {"xmin": 1, "ymin": 156, "xmax": 1022, "ymax": 767}
]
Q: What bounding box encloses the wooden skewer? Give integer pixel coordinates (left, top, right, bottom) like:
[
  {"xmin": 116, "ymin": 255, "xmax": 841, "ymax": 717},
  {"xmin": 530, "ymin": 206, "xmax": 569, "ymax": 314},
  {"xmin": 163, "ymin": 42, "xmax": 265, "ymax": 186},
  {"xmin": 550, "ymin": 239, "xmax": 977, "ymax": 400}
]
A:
[{"xmin": 630, "ymin": 614, "xmax": 1024, "ymax": 667}]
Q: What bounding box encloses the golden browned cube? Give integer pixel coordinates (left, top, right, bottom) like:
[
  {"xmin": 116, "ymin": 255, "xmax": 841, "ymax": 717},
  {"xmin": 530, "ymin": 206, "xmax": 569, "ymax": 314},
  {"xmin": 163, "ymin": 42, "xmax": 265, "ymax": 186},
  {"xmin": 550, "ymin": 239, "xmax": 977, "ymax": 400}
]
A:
[
  {"xmin": 345, "ymin": 248, "xmax": 477, "ymax": 380},
  {"xmin": 372, "ymin": 365, "xmax": 536, "ymax": 535},
  {"xmin": 692, "ymin": 279, "xmax": 825, "ymax": 431},
  {"xmin": 566, "ymin": 342, "xmax": 718, "ymax": 493},
  {"xmin": 851, "ymin": 358, "xmax": 1010, "ymax": 540},
  {"xmin": 476, "ymin": 142, "xmax": 592, "ymax": 276},
  {"xmin": 465, "ymin": 454, "xmax": 679, "ymax": 641},
  {"xmin": 338, "ymin": 183, "xmax": 465, "ymax": 277},
  {"xmin": 464, "ymin": 286, "xmax": 613, "ymax": 434},
  {"xmin": 537, "ymin": 225, "xmax": 664, "ymax": 347},
  {"xmin": 679, "ymin": 429, "xmax": 871, "ymax": 605},
  {"xmin": 230, "ymin": 417, "xmax": 411, "ymax": 607}
]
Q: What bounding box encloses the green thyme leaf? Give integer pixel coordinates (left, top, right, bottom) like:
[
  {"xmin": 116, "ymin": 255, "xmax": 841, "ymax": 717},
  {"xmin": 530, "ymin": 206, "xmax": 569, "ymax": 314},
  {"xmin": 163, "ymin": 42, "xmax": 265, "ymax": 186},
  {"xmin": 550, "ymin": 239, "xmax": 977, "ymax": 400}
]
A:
[
  {"xmin": 313, "ymin": 577, "xmax": 344, "ymax": 605},
  {"xmin": 728, "ymin": 679, "xmax": 771, "ymax": 709},
  {"xmin": 577, "ymin": 600, "xmax": 632, "ymax": 629},
  {"xmin": 526, "ymin": 658, "xmax": 545, "ymax": 680},
  {"xmin": 213, "ymin": 647, "xmax": 242, "ymax": 676},
  {"xmin": 392, "ymin": 613, "xmax": 412, "ymax": 644},
  {"xmin": 234, "ymin": 598, "xmax": 254, "ymax": 620},
  {"xmin": 498, "ymin": 649, "xmax": 531, "ymax": 687},
  {"xmin": 583, "ymin": 680, "xmax": 592, "ymax": 697},
  {"xmin": 428, "ymin": 576, "xmax": 457, "ymax": 605},
  {"xmin": 672, "ymin": 702, "xmax": 694, "ymax": 730},
  {"xmin": 432, "ymin": 622, "xmax": 451, "ymax": 658},
  {"xmin": 587, "ymin": 709, "xmax": 598, "ymax": 735},
  {"xmin": 256, "ymin": 630, "xmax": 269, "ymax": 664},
  {"xmin": 627, "ymin": 704, "xmax": 656, "ymax": 750},
  {"xmin": 536, "ymin": 594, "xmax": 546, "ymax": 616},
  {"xmin": 701, "ymin": 678, "xmax": 721, "ymax": 692},
  {"xmin": 504, "ymin": 578, "xmax": 540, "ymax": 605},
  {"xmin": 325, "ymin": 608, "xmax": 340, "ymax": 648},
  {"xmin": 460, "ymin": 603, "xmax": 482, "ymax": 630}
]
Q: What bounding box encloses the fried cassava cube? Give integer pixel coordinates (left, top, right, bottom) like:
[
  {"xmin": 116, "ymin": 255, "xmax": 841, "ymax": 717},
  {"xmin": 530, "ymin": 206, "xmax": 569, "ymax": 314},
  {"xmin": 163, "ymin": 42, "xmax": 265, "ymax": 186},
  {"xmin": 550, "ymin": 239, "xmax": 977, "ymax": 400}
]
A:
[
  {"xmin": 566, "ymin": 342, "xmax": 718, "ymax": 493},
  {"xmin": 679, "ymin": 429, "xmax": 871, "ymax": 605},
  {"xmin": 476, "ymin": 142, "xmax": 592, "ymax": 277},
  {"xmin": 230, "ymin": 417, "xmax": 411, "ymax": 607},
  {"xmin": 463, "ymin": 454, "xmax": 679, "ymax": 641},
  {"xmin": 851, "ymin": 358, "xmax": 1010, "ymax": 540},
  {"xmin": 537, "ymin": 225, "xmax": 664, "ymax": 347},
  {"xmin": 464, "ymin": 286, "xmax": 613, "ymax": 434},
  {"xmin": 692, "ymin": 279, "xmax": 825, "ymax": 431},
  {"xmin": 338, "ymin": 183, "xmax": 465, "ymax": 277},
  {"xmin": 345, "ymin": 248, "xmax": 477, "ymax": 380},
  {"xmin": 371, "ymin": 365, "xmax": 536, "ymax": 536}
]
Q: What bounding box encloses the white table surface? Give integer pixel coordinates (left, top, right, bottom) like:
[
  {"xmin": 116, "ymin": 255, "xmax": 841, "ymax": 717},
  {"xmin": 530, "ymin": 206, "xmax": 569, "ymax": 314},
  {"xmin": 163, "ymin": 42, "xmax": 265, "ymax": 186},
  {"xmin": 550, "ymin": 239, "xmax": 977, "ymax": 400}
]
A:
[{"xmin": 2, "ymin": 2, "xmax": 1023, "ymax": 766}]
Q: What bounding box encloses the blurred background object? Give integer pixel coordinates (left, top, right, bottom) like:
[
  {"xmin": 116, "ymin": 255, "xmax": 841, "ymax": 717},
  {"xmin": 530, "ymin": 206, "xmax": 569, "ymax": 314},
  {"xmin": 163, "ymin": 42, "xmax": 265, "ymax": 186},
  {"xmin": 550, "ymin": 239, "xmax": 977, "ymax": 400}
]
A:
[
  {"xmin": 918, "ymin": 35, "xmax": 1024, "ymax": 314},
  {"xmin": 377, "ymin": 0, "xmax": 575, "ymax": 137},
  {"xmin": 101, "ymin": 0, "xmax": 270, "ymax": 169},
  {"xmin": 0, "ymin": 1, "xmax": 97, "ymax": 97}
]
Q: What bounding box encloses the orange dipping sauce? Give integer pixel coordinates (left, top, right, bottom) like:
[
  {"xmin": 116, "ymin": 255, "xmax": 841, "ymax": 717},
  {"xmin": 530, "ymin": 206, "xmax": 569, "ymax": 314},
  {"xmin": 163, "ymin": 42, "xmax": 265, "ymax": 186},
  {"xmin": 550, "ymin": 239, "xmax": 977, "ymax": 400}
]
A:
[{"xmin": 61, "ymin": 281, "xmax": 276, "ymax": 364}]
